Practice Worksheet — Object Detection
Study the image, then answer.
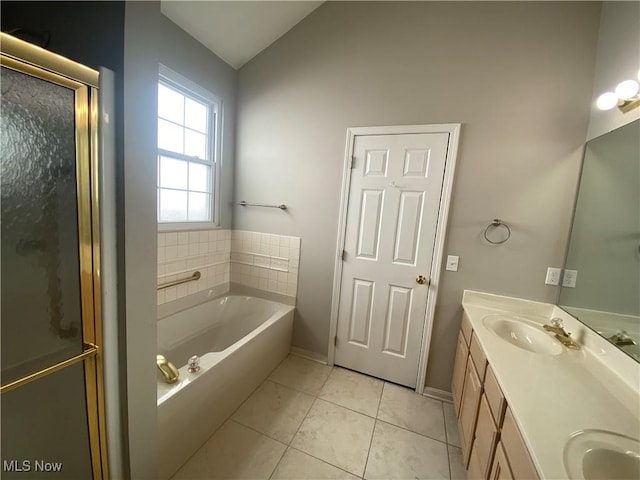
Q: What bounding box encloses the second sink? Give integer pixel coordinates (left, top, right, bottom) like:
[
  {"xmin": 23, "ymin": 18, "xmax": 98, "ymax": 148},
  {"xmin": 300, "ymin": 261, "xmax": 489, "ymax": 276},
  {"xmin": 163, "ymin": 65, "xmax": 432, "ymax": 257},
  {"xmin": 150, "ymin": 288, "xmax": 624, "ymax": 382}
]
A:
[
  {"xmin": 483, "ymin": 315, "xmax": 563, "ymax": 355},
  {"xmin": 564, "ymin": 429, "xmax": 640, "ymax": 480}
]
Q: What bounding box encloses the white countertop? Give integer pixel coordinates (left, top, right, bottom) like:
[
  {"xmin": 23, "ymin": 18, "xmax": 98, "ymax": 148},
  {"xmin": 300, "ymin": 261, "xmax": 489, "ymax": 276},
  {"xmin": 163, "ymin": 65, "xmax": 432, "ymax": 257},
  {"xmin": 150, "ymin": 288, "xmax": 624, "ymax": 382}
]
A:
[{"xmin": 462, "ymin": 291, "xmax": 640, "ymax": 479}]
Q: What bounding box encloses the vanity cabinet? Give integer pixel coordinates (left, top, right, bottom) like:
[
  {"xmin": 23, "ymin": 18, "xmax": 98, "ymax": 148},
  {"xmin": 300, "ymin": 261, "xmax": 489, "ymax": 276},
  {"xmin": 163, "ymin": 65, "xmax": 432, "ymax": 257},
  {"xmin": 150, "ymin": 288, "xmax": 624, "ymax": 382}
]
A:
[{"xmin": 453, "ymin": 313, "xmax": 539, "ymax": 480}]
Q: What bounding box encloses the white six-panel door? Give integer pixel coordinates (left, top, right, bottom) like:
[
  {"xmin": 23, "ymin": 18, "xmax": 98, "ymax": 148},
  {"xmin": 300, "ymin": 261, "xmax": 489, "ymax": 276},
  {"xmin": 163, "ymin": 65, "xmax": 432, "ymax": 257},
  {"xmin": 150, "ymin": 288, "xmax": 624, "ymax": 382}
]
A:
[{"xmin": 334, "ymin": 132, "xmax": 449, "ymax": 388}]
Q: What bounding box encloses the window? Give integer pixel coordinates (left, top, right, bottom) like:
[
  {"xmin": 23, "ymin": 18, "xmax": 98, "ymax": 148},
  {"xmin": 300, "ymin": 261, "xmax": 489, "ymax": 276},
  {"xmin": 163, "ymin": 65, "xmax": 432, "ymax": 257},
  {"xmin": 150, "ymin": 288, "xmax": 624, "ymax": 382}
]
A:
[{"xmin": 157, "ymin": 71, "xmax": 218, "ymax": 227}]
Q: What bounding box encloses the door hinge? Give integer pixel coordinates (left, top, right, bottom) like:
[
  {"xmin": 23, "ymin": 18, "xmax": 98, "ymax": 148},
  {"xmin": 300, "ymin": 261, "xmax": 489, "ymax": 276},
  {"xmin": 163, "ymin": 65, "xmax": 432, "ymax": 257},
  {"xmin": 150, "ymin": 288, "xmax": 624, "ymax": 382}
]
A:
[
  {"xmin": 334, "ymin": 335, "xmax": 338, "ymax": 346},
  {"xmin": 341, "ymin": 250, "xmax": 346, "ymax": 261},
  {"xmin": 350, "ymin": 156, "xmax": 355, "ymax": 169}
]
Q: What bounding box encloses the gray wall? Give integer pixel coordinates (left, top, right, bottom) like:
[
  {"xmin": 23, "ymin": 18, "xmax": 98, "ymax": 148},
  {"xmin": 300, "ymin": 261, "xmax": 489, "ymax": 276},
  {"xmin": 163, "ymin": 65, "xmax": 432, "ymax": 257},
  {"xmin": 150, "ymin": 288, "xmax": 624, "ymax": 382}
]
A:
[
  {"xmin": 586, "ymin": 1, "xmax": 640, "ymax": 141},
  {"xmin": 122, "ymin": 8, "xmax": 239, "ymax": 479},
  {"xmin": 234, "ymin": 1, "xmax": 601, "ymax": 391},
  {"xmin": 123, "ymin": 2, "xmax": 160, "ymax": 478},
  {"xmin": 158, "ymin": 14, "xmax": 237, "ymax": 228}
]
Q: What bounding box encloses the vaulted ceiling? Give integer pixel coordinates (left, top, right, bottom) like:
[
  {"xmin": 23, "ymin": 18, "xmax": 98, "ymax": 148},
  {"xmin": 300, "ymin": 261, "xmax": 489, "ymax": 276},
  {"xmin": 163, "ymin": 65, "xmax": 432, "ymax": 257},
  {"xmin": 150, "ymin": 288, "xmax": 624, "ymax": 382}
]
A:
[{"xmin": 161, "ymin": 1, "xmax": 324, "ymax": 69}]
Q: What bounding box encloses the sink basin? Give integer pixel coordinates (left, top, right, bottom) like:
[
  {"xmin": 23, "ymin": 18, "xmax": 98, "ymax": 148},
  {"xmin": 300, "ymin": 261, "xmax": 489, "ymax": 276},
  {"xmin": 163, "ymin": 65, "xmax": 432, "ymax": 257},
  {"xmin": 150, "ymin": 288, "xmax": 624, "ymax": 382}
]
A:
[
  {"xmin": 564, "ymin": 429, "xmax": 640, "ymax": 480},
  {"xmin": 483, "ymin": 315, "xmax": 563, "ymax": 355}
]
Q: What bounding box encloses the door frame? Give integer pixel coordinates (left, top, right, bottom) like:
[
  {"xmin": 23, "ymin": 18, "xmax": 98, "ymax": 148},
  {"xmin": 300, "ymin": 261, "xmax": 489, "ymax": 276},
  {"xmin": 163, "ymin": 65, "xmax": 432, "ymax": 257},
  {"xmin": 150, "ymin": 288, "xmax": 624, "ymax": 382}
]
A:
[{"xmin": 328, "ymin": 124, "xmax": 461, "ymax": 394}]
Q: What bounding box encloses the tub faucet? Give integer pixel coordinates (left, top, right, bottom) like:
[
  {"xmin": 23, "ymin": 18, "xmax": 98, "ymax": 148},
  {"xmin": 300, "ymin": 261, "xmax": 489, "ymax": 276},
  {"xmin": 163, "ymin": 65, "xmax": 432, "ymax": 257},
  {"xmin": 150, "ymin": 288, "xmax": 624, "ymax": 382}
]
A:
[
  {"xmin": 157, "ymin": 355, "xmax": 179, "ymax": 384},
  {"xmin": 543, "ymin": 318, "xmax": 580, "ymax": 350},
  {"xmin": 608, "ymin": 330, "xmax": 637, "ymax": 347}
]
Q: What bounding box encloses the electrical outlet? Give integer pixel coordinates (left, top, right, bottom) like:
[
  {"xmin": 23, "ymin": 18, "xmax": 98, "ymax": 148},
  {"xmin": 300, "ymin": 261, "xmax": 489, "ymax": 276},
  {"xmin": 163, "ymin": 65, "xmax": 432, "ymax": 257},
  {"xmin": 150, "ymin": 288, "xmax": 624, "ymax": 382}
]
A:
[
  {"xmin": 446, "ymin": 255, "xmax": 459, "ymax": 272},
  {"xmin": 545, "ymin": 267, "xmax": 562, "ymax": 285},
  {"xmin": 562, "ymin": 269, "xmax": 578, "ymax": 288}
]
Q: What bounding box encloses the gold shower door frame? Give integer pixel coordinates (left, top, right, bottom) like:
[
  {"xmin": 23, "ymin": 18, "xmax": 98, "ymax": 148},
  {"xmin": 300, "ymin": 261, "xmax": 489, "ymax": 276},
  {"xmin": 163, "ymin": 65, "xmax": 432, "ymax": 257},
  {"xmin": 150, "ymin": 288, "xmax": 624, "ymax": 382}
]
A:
[{"xmin": 0, "ymin": 33, "xmax": 108, "ymax": 480}]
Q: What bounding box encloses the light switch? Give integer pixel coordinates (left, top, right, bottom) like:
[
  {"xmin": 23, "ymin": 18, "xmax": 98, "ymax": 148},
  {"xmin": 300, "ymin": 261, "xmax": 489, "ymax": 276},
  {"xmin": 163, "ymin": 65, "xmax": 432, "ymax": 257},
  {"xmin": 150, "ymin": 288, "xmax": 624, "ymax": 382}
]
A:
[
  {"xmin": 446, "ymin": 255, "xmax": 459, "ymax": 272},
  {"xmin": 562, "ymin": 269, "xmax": 578, "ymax": 288}
]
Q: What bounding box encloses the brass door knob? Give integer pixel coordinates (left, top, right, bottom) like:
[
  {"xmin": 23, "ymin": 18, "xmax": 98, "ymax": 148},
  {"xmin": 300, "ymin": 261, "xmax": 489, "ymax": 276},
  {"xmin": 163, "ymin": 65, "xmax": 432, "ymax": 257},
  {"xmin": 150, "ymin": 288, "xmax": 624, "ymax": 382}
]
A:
[{"xmin": 416, "ymin": 275, "xmax": 429, "ymax": 285}]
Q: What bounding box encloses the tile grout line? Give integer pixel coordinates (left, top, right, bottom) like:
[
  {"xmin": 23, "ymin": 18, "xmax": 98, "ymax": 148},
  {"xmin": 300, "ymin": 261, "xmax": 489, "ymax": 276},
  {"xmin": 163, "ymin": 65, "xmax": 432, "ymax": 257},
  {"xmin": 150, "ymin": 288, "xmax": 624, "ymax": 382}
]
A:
[
  {"xmin": 287, "ymin": 444, "xmax": 363, "ymax": 480},
  {"xmin": 315, "ymin": 394, "xmax": 381, "ymax": 420},
  {"xmin": 442, "ymin": 401, "xmax": 454, "ymax": 480},
  {"xmin": 270, "ymin": 364, "xmax": 335, "ymax": 478},
  {"xmin": 266, "ymin": 442, "xmax": 288, "ymax": 480},
  {"xmin": 228, "ymin": 418, "xmax": 288, "ymax": 449},
  {"xmin": 230, "ymin": 367, "xmax": 321, "ymax": 478},
  {"xmin": 360, "ymin": 381, "xmax": 387, "ymax": 479},
  {"xmin": 267, "ymin": 354, "xmax": 334, "ymax": 397},
  {"xmin": 174, "ymin": 357, "xmax": 289, "ymax": 479},
  {"xmin": 287, "ymin": 388, "xmax": 320, "ymax": 449},
  {"xmin": 376, "ymin": 386, "xmax": 451, "ymax": 445},
  {"xmin": 442, "ymin": 401, "xmax": 452, "ymax": 445},
  {"xmin": 258, "ymin": 360, "xmax": 454, "ymax": 479},
  {"xmin": 228, "ymin": 366, "xmax": 290, "ymax": 480},
  {"xmin": 284, "ymin": 365, "xmax": 371, "ymax": 478},
  {"xmin": 374, "ymin": 417, "xmax": 451, "ymax": 448},
  {"xmin": 316, "ymin": 363, "xmax": 334, "ymax": 393},
  {"xmin": 291, "ymin": 395, "xmax": 368, "ymax": 479}
]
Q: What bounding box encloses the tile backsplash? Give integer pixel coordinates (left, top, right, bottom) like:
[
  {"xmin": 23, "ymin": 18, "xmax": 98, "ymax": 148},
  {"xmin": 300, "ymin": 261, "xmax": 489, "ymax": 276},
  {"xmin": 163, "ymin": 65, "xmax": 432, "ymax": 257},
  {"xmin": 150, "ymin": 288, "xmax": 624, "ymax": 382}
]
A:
[
  {"xmin": 157, "ymin": 229, "xmax": 231, "ymax": 305},
  {"xmin": 157, "ymin": 229, "xmax": 301, "ymax": 305},
  {"xmin": 230, "ymin": 230, "xmax": 301, "ymax": 297}
]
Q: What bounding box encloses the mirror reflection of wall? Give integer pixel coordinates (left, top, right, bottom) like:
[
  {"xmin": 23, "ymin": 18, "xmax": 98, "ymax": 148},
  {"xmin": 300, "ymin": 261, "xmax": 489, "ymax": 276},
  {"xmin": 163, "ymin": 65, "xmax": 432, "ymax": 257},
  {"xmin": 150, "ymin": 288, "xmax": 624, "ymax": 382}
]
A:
[{"xmin": 559, "ymin": 119, "xmax": 640, "ymax": 361}]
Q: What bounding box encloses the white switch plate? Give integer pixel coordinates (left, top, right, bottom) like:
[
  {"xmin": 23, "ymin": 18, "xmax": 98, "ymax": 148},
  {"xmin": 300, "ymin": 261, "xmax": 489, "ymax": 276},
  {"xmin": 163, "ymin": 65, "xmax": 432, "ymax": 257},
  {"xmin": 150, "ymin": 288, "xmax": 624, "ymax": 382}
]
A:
[
  {"xmin": 446, "ymin": 255, "xmax": 459, "ymax": 272},
  {"xmin": 545, "ymin": 267, "xmax": 562, "ymax": 285},
  {"xmin": 562, "ymin": 269, "xmax": 578, "ymax": 288}
]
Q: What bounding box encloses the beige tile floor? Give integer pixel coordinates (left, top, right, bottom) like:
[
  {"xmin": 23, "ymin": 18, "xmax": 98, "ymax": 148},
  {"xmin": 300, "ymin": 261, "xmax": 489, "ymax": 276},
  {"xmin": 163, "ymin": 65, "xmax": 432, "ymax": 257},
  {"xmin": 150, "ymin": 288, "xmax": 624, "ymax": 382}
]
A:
[{"xmin": 172, "ymin": 354, "xmax": 467, "ymax": 480}]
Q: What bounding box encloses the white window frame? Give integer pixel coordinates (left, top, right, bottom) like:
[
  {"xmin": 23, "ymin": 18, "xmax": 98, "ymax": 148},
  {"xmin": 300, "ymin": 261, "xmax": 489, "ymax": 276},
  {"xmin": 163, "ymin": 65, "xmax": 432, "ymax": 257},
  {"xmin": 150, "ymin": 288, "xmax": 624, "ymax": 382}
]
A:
[{"xmin": 157, "ymin": 64, "xmax": 222, "ymax": 231}]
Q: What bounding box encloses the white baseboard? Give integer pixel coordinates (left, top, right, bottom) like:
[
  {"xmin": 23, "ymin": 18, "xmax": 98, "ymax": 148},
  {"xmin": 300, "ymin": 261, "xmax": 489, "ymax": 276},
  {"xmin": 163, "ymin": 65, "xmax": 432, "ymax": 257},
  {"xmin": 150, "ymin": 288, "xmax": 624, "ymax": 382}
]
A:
[
  {"xmin": 290, "ymin": 346, "xmax": 328, "ymax": 365},
  {"xmin": 422, "ymin": 387, "xmax": 453, "ymax": 403}
]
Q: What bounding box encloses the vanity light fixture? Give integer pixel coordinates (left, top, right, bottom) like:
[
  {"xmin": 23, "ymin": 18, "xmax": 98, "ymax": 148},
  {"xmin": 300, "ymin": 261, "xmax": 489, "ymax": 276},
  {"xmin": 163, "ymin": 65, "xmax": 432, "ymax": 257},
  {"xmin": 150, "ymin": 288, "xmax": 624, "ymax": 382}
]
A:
[{"xmin": 596, "ymin": 73, "xmax": 640, "ymax": 113}]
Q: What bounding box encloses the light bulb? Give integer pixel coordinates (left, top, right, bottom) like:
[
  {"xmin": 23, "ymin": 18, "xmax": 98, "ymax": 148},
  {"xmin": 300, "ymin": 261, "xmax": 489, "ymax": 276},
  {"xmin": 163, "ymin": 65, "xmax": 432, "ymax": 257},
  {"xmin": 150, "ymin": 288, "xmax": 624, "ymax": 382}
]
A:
[
  {"xmin": 614, "ymin": 79, "xmax": 640, "ymax": 100},
  {"xmin": 596, "ymin": 92, "xmax": 618, "ymax": 110}
]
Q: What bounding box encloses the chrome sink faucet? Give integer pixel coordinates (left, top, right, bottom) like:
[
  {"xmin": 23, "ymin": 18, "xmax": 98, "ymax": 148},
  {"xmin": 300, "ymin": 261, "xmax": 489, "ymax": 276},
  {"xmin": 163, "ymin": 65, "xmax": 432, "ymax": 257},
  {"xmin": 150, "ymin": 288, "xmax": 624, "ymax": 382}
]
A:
[
  {"xmin": 543, "ymin": 318, "xmax": 581, "ymax": 350},
  {"xmin": 608, "ymin": 330, "xmax": 637, "ymax": 347}
]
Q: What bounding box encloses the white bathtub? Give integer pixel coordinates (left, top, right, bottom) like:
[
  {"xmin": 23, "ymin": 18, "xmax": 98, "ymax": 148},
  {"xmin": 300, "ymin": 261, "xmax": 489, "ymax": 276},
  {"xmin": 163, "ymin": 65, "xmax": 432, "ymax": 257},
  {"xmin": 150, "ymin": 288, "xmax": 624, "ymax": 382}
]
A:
[{"xmin": 157, "ymin": 295, "xmax": 294, "ymax": 480}]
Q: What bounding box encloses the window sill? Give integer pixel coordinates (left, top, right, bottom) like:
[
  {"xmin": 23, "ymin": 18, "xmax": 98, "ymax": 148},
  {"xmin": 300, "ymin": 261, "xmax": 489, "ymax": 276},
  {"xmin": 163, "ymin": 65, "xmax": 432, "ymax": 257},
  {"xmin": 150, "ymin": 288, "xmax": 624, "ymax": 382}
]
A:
[{"xmin": 158, "ymin": 222, "xmax": 220, "ymax": 232}]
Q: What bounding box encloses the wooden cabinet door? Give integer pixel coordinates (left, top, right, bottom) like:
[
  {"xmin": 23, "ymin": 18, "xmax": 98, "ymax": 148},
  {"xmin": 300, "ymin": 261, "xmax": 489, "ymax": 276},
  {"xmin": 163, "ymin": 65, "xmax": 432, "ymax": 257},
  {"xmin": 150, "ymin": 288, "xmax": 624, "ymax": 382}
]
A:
[
  {"xmin": 489, "ymin": 442, "xmax": 514, "ymax": 480},
  {"xmin": 473, "ymin": 395, "xmax": 499, "ymax": 479},
  {"xmin": 483, "ymin": 365, "xmax": 506, "ymax": 427},
  {"xmin": 501, "ymin": 408, "xmax": 540, "ymax": 480},
  {"xmin": 459, "ymin": 360, "xmax": 482, "ymax": 463},
  {"xmin": 452, "ymin": 331, "xmax": 468, "ymax": 416}
]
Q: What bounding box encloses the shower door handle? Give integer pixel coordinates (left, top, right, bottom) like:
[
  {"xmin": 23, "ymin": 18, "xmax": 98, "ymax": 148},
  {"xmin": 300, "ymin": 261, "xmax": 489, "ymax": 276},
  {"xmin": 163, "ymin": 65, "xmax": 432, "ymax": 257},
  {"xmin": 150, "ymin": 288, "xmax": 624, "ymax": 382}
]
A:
[{"xmin": 0, "ymin": 343, "xmax": 98, "ymax": 394}]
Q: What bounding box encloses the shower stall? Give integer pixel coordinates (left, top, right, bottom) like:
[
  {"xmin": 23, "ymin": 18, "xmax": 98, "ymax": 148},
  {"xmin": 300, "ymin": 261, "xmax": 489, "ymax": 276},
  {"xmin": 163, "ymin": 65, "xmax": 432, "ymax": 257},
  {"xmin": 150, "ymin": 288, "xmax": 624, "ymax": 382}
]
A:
[{"xmin": 0, "ymin": 33, "xmax": 109, "ymax": 479}]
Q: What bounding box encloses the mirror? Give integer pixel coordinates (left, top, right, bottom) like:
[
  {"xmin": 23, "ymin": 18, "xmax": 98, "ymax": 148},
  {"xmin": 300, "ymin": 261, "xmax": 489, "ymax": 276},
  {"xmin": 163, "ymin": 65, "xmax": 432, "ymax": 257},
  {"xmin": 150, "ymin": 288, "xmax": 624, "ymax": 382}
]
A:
[{"xmin": 558, "ymin": 119, "xmax": 640, "ymax": 361}]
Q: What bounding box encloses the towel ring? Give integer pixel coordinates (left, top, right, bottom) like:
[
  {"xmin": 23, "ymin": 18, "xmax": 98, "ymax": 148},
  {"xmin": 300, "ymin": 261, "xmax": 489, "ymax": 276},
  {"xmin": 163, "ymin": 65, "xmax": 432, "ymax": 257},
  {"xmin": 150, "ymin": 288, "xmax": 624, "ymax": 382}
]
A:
[{"xmin": 484, "ymin": 219, "xmax": 511, "ymax": 245}]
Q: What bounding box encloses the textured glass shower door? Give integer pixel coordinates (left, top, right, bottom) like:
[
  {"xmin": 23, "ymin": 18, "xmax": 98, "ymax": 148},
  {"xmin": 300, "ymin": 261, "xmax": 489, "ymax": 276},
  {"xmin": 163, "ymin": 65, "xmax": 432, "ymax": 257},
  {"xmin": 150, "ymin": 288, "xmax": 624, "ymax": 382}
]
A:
[{"xmin": 0, "ymin": 34, "xmax": 107, "ymax": 479}]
